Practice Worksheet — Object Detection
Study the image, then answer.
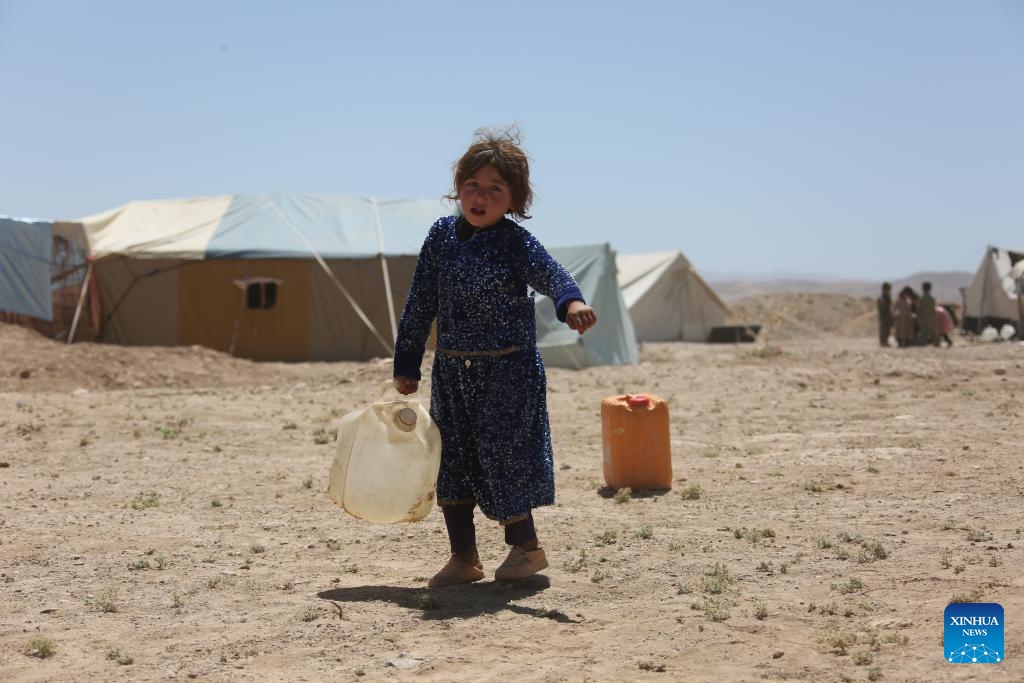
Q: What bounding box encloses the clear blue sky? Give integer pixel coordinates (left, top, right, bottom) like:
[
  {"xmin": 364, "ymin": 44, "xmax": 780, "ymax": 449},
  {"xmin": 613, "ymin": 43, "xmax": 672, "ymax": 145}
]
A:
[{"xmin": 2, "ymin": 1, "xmax": 1022, "ymax": 279}]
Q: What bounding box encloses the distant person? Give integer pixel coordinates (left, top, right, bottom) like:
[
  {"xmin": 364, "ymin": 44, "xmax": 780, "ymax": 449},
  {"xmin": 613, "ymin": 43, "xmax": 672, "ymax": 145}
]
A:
[
  {"xmin": 877, "ymin": 282, "xmax": 893, "ymax": 347},
  {"xmin": 935, "ymin": 304, "xmax": 955, "ymax": 347},
  {"xmin": 893, "ymin": 286, "xmax": 916, "ymax": 348},
  {"xmin": 918, "ymin": 282, "xmax": 937, "ymax": 346},
  {"xmin": 392, "ymin": 127, "xmax": 597, "ymax": 587}
]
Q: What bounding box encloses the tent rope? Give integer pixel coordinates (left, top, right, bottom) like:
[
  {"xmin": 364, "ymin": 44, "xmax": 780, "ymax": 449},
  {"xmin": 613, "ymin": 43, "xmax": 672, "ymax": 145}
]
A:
[
  {"xmin": 261, "ymin": 194, "xmax": 394, "ymax": 356},
  {"xmin": 371, "ymin": 196, "xmax": 399, "ymax": 343}
]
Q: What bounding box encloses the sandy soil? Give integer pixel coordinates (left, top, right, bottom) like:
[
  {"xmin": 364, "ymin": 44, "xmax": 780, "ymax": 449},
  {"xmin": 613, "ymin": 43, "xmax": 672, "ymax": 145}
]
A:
[{"xmin": 2, "ymin": 295, "xmax": 1022, "ymax": 682}]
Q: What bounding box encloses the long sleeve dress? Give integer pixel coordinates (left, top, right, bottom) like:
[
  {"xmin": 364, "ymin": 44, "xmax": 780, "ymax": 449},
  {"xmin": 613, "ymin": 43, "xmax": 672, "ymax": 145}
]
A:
[{"xmin": 393, "ymin": 215, "xmax": 584, "ymax": 525}]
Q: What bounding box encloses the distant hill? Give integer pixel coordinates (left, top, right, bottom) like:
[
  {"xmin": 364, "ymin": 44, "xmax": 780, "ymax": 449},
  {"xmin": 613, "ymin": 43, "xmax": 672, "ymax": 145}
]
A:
[
  {"xmin": 726, "ymin": 293, "xmax": 877, "ymax": 340},
  {"xmin": 710, "ymin": 270, "xmax": 972, "ymax": 306}
]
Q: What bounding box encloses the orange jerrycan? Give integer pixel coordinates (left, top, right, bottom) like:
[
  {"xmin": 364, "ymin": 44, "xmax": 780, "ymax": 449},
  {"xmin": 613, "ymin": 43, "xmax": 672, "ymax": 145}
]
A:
[{"xmin": 601, "ymin": 394, "xmax": 672, "ymax": 490}]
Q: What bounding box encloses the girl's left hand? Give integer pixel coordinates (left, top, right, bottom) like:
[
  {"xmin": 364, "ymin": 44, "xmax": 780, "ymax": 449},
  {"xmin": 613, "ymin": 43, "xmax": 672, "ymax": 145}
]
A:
[
  {"xmin": 394, "ymin": 376, "xmax": 419, "ymax": 395},
  {"xmin": 566, "ymin": 301, "xmax": 597, "ymax": 335}
]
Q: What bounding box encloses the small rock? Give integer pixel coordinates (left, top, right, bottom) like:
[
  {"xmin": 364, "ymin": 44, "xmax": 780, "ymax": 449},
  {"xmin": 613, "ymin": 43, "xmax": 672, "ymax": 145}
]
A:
[
  {"xmin": 772, "ymin": 651, "xmax": 784, "ymax": 659},
  {"xmin": 19, "ymin": 369, "xmax": 31, "ymax": 379},
  {"xmin": 387, "ymin": 653, "xmax": 423, "ymax": 670},
  {"xmin": 71, "ymin": 388, "xmax": 89, "ymax": 397}
]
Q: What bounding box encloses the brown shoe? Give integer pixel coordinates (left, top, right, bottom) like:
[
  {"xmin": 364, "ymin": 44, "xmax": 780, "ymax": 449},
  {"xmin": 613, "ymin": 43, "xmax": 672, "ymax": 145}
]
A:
[
  {"xmin": 494, "ymin": 546, "xmax": 548, "ymax": 582},
  {"xmin": 427, "ymin": 554, "xmax": 484, "ymax": 588}
]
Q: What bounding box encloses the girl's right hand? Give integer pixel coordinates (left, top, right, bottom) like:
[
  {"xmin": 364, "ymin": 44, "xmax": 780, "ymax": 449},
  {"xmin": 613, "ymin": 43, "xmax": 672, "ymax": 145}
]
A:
[
  {"xmin": 394, "ymin": 376, "xmax": 419, "ymax": 395},
  {"xmin": 566, "ymin": 301, "xmax": 597, "ymax": 335}
]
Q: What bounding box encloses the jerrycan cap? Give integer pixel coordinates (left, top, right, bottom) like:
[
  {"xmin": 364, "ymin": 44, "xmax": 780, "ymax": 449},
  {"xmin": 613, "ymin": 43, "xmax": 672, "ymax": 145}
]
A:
[
  {"xmin": 626, "ymin": 394, "xmax": 651, "ymax": 408},
  {"xmin": 395, "ymin": 407, "xmax": 418, "ymax": 430}
]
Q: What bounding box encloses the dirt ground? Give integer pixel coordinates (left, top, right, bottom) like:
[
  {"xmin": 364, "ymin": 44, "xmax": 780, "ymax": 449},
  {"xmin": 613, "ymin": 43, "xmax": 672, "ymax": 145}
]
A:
[{"xmin": 2, "ymin": 294, "xmax": 1022, "ymax": 682}]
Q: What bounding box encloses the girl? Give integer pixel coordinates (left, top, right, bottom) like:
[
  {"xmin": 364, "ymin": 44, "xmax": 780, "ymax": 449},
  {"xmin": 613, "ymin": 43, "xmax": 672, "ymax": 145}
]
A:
[{"xmin": 393, "ymin": 128, "xmax": 597, "ymax": 587}]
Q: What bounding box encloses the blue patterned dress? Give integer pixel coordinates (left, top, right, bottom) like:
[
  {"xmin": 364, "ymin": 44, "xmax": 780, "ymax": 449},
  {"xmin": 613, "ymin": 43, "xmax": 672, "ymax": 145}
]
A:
[{"xmin": 394, "ymin": 215, "xmax": 584, "ymax": 524}]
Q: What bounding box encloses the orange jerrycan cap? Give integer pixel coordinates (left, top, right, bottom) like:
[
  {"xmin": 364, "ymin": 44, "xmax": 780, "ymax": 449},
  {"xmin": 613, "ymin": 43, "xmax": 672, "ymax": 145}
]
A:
[{"xmin": 626, "ymin": 394, "xmax": 651, "ymax": 408}]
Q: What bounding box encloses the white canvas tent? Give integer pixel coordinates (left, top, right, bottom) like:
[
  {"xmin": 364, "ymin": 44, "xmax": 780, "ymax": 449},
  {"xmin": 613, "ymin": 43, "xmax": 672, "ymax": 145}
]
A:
[
  {"xmin": 616, "ymin": 251, "xmax": 729, "ymax": 342},
  {"xmin": 72, "ymin": 193, "xmax": 452, "ymax": 361},
  {"xmin": 537, "ymin": 244, "xmax": 638, "ymax": 368},
  {"xmin": 962, "ymin": 245, "xmax": 1024, "ymax": 333}
]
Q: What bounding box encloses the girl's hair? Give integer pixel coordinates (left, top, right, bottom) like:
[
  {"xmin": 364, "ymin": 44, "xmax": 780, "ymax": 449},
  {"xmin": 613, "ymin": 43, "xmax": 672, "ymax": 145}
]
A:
[{"xmin": 447, "ymin": 126, "xmax": 533, "ymax": 221}]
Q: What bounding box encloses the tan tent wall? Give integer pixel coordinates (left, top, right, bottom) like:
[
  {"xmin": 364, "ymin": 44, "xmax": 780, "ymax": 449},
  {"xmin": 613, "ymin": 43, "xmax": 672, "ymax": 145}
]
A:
[
  {"xmin": 308, "ymin": 256, "xmax": 419, "ymax": 361},
  {"xmin": 95, "ymin": 257, "xmax": 314, "ymax": 361},
  {"xmin": 92, "ymin": 255, "xmax": 424, "ymax": 362},
  {"xmin": 178, "ymin": 259, "xmax": 311, "ymax": 362},
  {"xmin": 93, "ymin": 256, "xmax": 181, "ymax": 345}
]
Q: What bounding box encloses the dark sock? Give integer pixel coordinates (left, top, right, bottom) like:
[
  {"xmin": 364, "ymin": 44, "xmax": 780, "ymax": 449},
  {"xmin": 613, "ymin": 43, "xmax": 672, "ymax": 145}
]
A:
[
  {"xmin": 442, "ymin": 503, "xmax": 476, "ymax": 557},
  {"xmin": 504, "ymin": 512, "xmax": 537, "ymax": 548}
]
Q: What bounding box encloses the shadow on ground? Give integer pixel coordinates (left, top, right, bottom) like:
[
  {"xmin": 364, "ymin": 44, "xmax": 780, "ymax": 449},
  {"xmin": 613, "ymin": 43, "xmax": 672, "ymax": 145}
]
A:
[
  {"xmin": 317, "ymin": 576, "xmax": 580, "ymax": 622},
  {"xmin": 596, "ymin": 485, "xmax": 671, "ymax": 499}
]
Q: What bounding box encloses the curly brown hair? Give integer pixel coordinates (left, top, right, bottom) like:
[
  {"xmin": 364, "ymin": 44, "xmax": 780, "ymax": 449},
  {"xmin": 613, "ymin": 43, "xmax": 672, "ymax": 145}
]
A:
[{"xmin": 447, "ymin": 126, "xmax": 533, "ymax": 221}]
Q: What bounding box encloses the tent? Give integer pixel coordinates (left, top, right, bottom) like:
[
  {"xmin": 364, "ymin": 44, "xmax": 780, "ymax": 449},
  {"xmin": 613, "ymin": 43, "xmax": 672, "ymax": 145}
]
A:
[
  {"xmin": 538, "ymin": 244, "xmax": 638, "ymax": 368},
  {"xmin": 962, "ymin": 245, "xmax": 1024, "ymax": 333},
  {"xmin": 74, "ymin": 193, "xmax": 453, "ymax": 361},
  {"xmin": 616, "ymin": 251, "xmax": 729, "ymax": 342}
]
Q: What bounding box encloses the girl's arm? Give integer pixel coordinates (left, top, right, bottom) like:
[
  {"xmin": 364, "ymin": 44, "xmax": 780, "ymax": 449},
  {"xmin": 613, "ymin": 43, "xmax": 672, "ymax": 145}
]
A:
[
  {"xmin": 393, "ymin": 221, "xmax": 443, "ymax": 382},
  {"xmin": 511, "ymin": 227, "xmax": 597, "ymax": 335}
]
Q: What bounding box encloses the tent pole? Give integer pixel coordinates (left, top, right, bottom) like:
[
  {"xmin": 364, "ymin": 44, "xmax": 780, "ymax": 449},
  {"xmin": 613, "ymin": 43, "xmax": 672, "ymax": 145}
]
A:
[
  {"xmin": 371, "ymin": 197, "xmax": 398, "ymax": 342},
  {"xmin": 67, "ymin": 261, "xmax": 94, "ymax": 345},
  {"xmin": 977, "ymin": 246, "xmax": 993, "ymax": 334},
  {"xmin": 228, "ymin": 274, "xmax": 250, "ymax": 356},
  {"xmin": 1016, "ymin": 269, "xmax": 1024, "ymax": 340}
]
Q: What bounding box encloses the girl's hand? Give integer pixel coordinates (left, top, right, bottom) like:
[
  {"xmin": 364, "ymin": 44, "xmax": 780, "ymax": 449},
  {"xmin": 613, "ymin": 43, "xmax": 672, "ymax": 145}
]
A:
[
  {"xmin": 394, "ymin": 376, "xmax": 419, "ymax": 395},
  {"xmin": 566, "ymin": 301, "xmax": 597, "ymax": 335}
]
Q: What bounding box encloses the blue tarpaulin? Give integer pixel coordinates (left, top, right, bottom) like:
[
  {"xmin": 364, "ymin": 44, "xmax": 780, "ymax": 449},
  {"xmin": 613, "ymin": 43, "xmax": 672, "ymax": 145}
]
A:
[{"xmin": 0, "ymin": 217, "xmax": 53, "ymax": 320}]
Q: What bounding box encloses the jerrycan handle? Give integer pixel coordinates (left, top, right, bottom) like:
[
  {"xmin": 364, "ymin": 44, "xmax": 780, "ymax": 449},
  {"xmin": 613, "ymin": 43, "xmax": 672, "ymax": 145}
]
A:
[
  {"xmin": 380, "ymin": 379, "xmax": 404, "ymax": 400},
  {"xmin": 378, "ymin": 380, "xmax": 419, "ymax": 432},
  {"xmin": 380, "ymin": 379, "xmax": 423, "ymax": 399}
]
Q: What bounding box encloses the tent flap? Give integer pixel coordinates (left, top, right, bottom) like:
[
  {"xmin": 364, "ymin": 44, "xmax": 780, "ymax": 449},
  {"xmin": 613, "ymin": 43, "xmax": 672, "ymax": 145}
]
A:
[{"xmin": 538, "ymin": 244, "xmax": 638, "ymax": 368}]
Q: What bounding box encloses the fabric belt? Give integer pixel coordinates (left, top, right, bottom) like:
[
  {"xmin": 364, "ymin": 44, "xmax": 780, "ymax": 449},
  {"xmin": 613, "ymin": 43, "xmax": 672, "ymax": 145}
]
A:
[{"xmin": 436, "ymin": 345, "xmax": 524, "ymax": 358}]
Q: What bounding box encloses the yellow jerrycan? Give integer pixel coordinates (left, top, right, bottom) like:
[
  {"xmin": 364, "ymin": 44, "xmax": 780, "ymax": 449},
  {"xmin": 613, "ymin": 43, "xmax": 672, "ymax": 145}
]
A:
[
  {"xmin": 327, "ymin": 383, "xmax": 441, "ymax": 523},
  {"xmin": 601, "ymin": 393, "xmax": 672, "ymax": 490}
]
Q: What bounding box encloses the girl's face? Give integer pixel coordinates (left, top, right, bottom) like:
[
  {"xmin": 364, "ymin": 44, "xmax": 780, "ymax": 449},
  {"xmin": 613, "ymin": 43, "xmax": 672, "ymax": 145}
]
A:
[{"xmin": 458, "ymin": 163, "xmax": 512, "ymax": 228}]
